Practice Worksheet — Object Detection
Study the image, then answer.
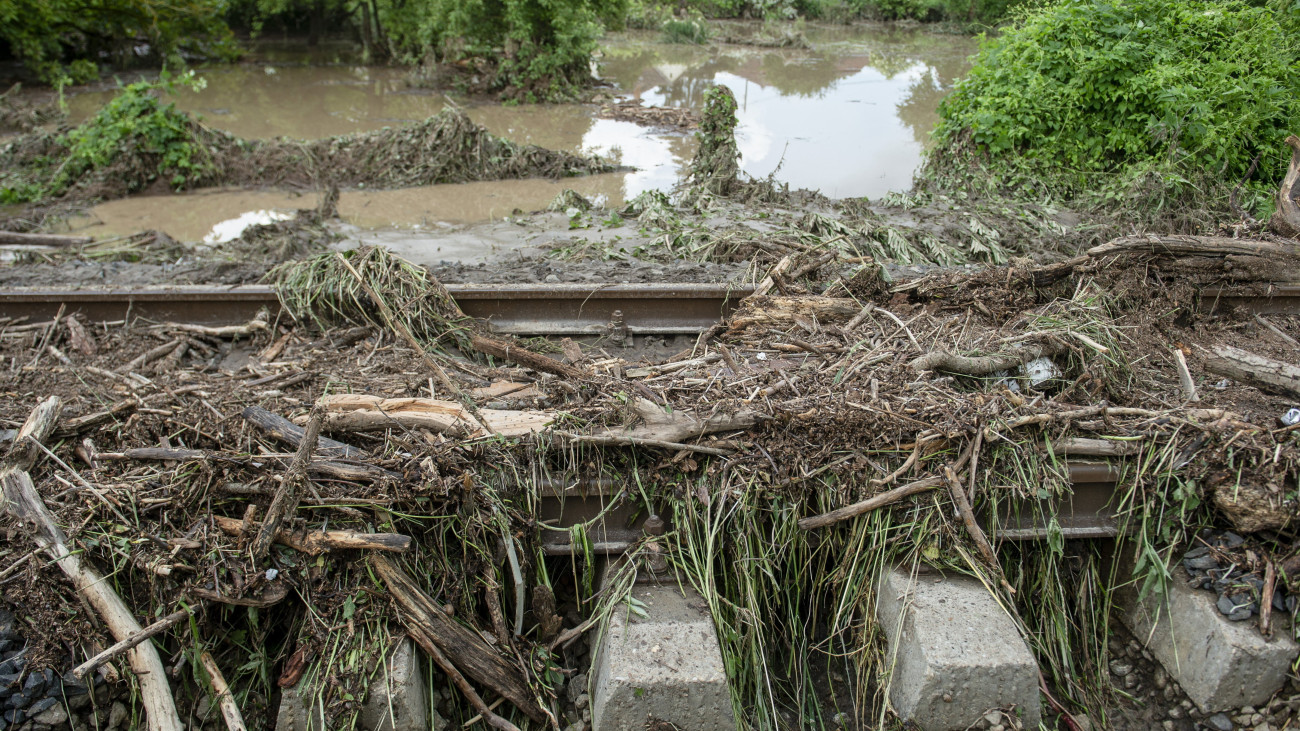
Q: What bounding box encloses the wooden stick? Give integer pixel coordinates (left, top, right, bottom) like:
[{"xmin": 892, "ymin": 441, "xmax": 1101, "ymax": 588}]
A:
[
  {"xmin": 251, "ymin": 403, "xmax": 325, "ymax": 560},
  {"xmin": 0, "ymin": 397, "xmax": 182, "ymax": 731},
  {"xmin": 101, "ymin": 447, "xmax": 396, "ymax": 482},
  {"xmin": 562, "ymin": 434, "xmax": 734, "ymax": 456},
  {"xmin": 470, "ymin": 334, "xmax": 587, "ymax": 381},
  {"xmin": 1052, "ymin": 437, "xmax": 1143, "ymax": 457},
  {"xmin": 241, "ymin": 406, "xmax": 363, "ymax": 459},
  {"xmin": 943, "ymin": 466, "xmax": 1014, "ymax": 596},
  {"xmin": 73, "ymin": 605, "xmax": 203, "ymax": 679},
  {"xmin": 1261, "ymin": 561, "xmax": 1277, "ymax": 638},
  {"xmin": 199, "ymin": 651, "xmax": 248, "ymax": 731},
  {"xmin": 0, "ymin": 231, "xmax": 92, "ymax": 247},
  {"xmin": 370, "ymin": 555, "xmax": 546, "ymax": 723},
  {"xmin": 408, "ymin": 624, "xmax": 519, "ymax": 731},
  {"xmin": 799, "ymin": 477, "xmax": 944, "ymax": 530},
  {"xmin": 1172, "ymin": 347, "xmax": 1199, "ymax": 402},
  {"xmin": 213, "ymin": 515, "xmax": 410, "ymax": 555}
]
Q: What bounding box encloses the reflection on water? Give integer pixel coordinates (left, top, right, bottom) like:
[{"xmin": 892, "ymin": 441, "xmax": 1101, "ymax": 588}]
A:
[{"xmin": 67, "ymin": 23, "xmax": 974, "ymax": 239}]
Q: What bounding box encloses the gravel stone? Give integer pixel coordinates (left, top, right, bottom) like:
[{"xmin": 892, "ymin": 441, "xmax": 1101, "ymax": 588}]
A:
[
  {"xmin": 1207, "ymin": 712, "xmax": 1234, "ymax": 730},
  {"xmin": 1109, "ymin": 660, "xmax": 1133, "ymax": 678},
  {"xmin": 23, "ymin": 699, "xmax": 54, "ymax": 717}
]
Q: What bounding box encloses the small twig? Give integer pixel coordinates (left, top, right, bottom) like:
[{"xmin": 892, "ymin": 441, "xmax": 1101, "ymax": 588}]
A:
[
  {"xmin": 1255, "ymin": 314, "xmax": 1300, "ymax": 349},
  {"xmin": 798, "ymin": 476, "xmax": 944, "ymax": 530},
  {"xmin": 74, "ymin": 605, "xmax": 204, "ymax": 679},
  {"xmin": 943, "ymin": 466, "xmax": 1014, "ymax": 596}
]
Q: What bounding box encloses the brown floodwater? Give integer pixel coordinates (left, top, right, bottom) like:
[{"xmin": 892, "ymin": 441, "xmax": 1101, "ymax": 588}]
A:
[{"xmin": 64, "ymin": 23, "xmax": 975, "ymax": 247}]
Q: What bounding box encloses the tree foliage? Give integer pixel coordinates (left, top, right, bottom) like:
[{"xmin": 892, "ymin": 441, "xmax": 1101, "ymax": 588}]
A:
[
  {"xmin": 0, "ymin": 0, "xmax": 235, "ymax": 83},
  {"xmin": 929, "ymin": 0, "xmax": 1300, "ymax": 209},
  {"xmin": 383, "ymin": 0, "xmax": 626, "ymax": 100}
]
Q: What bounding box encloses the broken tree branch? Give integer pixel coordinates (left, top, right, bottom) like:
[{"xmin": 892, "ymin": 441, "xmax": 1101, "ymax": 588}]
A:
[
  {"xmin": 241, "ymin": 405, "xmax": 363, "ymax": 459},
  {"xmin": 213, "ymin": 515, "xmax": 410, "ymax": 555},
  {"xmin": 251, "ymin": 403, "xmax": 325, "ymax": 560},
  {"xmin": 798, "ymin": 476, "xmax": 945, "ymax": 530},
  {"xmin": 73, "ymin": 604, "xmax": 204, "ymax": 680},
  {"xmin": 1270, "ymin": 134, "xmax": 1300, "ymax": 239},
  {"xmin": 911, "ymin": 342, "xmax": 1061, "ymax": 376},
  {"xmin": 943, "ymin": 466, "xmax": 1015, "ymax": 596},
  {"xmin": 0, "ymin": 397, "xmax": 182, "ymax": 731},
  {"xmin": 370, "ymin": 555, "xmax": 546, "ymax": 723},
  {"xmin": 199, "ymin": 651, "xmax": 247, "ymax": 731}
]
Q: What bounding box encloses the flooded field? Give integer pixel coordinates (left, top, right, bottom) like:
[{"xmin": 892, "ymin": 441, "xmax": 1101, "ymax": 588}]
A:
[{"xmin": 62, "ymin": 23, "xmax": 975, "ymax": 245}]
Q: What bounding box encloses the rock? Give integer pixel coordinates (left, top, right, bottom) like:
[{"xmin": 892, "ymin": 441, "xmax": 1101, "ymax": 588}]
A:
[
  {"xmin": 22, "ymin": 700, "xmax": 53, "ymax": 717},
  {"xmin": 1206, "ymin": 712, "xmax": 1234, "ymax": 730},
  {"xmin": 1186, "ymin": 555, "xmax": 1221, "ymax": 571},
  {"xmin": 1212, "ymin": 480, "xmax": 1296, "ymax": 533},
  {"xmin": 31, "ymin": 705, "xmax": 65, "ymax": 727},
  {"xmin": 1109, "ymin": 660, "xmax": 1133, "ymax": 678},
  {"xmin": 983, "ymin": 711, "xmax": 1003, "ymax": 725},
  {"xmin": 106, "ymin": 702, "xmax": 127, "ymax": 730}
]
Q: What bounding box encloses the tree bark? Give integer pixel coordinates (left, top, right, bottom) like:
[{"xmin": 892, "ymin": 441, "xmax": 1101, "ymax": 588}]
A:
[{"xmin": 1270, "ymin": 135, "xmax": 1300, "ymax": 239}]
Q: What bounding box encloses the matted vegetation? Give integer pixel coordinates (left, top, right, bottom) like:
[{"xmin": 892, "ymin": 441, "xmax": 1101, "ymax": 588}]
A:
[{"xmin": 3, "ymin": 233, "xmax": 1300, "ymax": 729}]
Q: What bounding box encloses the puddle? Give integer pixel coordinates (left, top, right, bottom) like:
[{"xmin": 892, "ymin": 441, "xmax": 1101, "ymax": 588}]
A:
[
  {"xmin": 204, "ymin": 209, "xmax": 294, "ymax": 243},
  {"xmin": 64, "ymin": 174, "xmax": 628, "ymax": 243},
  {"xmin": 64, "ymin": 23, "xmax": 975, "ymax": 254}
]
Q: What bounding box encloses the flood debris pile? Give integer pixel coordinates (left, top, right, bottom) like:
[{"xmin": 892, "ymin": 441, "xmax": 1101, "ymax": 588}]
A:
[
  {"xmin": 0, "ymin": 235, "xmax": 1299, "ymax": 730},
  {"xmin": 0, "ymin": 78, "xmax": 618, "ymax": 225}
]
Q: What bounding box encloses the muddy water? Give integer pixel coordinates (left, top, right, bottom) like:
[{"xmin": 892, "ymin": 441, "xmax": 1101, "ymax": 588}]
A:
[{"xmin": 66, "ymin": 24, "xmax": 974, "ymax": 246}]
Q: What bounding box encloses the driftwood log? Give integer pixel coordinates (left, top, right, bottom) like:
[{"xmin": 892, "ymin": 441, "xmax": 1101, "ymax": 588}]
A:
[
  {"xmin": 213, "ymin": 515, "xmax": 411, "ymax": 555},
  {"xmin": 370, "ymin": 555, "xmax": 546, "ymax": 724},
  {"xmin": 1272, "ymin": 135, "xmax": 1300, "ymax": 239},
  {"xmin": 911, "ymin": 343, "xmax": 1060, "ymax": 376},
  {"xmin": 1203, "ymin": 345, "xmax": 1300, "ymax": 400},
  {"xmin": 0, "ymin": 398, "xmax": 182, "ymax": 731}
]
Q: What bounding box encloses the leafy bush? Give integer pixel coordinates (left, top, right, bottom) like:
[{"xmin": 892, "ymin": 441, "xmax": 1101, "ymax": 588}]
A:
[
  {"xmin": 929, "ymin": 0, "xmax": 1300, "ymax": 213},
  {"xmin": 382, "ymin": 0, "xmax": 624, "ymax": 101},
  {"xmin": 0, "ymin": 0, "xmax": 235, "ymax": 83}
]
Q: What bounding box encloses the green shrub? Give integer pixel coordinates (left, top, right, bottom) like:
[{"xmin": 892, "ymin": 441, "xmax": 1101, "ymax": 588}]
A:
[
  {"xmin": 662, "ymin": 17, "xmax": 712, "ymax": 43},
  {"xmin": 929, "ymin": 0, "xmax": 1300, "ymax": 214},
  {"xmin": 0, "ymin": 0, "xmax": 235, "ymax": 84}
]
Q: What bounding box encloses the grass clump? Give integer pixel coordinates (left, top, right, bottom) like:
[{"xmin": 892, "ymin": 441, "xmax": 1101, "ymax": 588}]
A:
[{"xmin": 925, "ymin": 0, "xmax": 1300, "ymax": 223}]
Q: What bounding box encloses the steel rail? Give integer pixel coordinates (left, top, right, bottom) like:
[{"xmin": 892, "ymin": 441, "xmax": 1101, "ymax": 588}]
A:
[{"xmin": 0, "ymin": 283, "xmax": 754, "ymax": 336}]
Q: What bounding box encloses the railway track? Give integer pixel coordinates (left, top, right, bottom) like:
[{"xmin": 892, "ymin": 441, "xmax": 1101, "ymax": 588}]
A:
[{"xmin": 2, "ymin": 281, "xmax": 1295, "ymax": 547}]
